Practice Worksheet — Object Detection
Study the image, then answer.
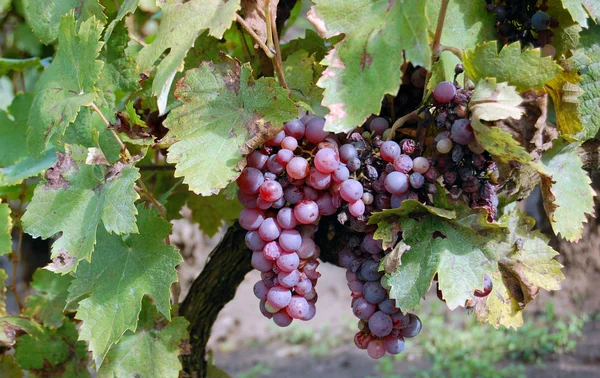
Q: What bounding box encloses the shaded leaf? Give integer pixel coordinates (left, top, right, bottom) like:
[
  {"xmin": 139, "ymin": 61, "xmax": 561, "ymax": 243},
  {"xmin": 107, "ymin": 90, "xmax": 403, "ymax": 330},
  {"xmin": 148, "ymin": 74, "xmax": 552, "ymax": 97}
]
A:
[
  {"xmin": 545, "ymin": 70, "xmax": 584, "ymax": 138},
  {"xmin": 24, "ymin": 269, "xmax": 74, "ymax": 328},
  {"xmin": 187, "ymin": 185, "xmax": 243, "ymax": 237},
  {"xmin": 0, "ymin": 201, "xmax": 10, "ymax": 257},
  {"xmin": 105, "ymin": 0, "xmax": 140, "ymax": 40},
  {"xmin": 283, "ymin": 50, "xmax": 327, "ymax": 116},
  {"xmin": 0, "ymin": 57, "xmax": 41, "ymax": 76},
  {"xmin": 0, "ymin": 316, "xmax": 44, "ymax": 347},
  {"xmin": 0, "ymin": 355, "xmax": 23, "ymax": 378}
]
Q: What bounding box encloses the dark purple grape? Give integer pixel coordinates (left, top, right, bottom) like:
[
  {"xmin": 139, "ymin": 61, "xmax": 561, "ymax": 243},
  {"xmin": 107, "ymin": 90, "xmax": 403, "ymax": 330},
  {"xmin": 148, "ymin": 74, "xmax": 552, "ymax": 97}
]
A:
[{"xmin": 432, "ymin": 81, "xmax": 456, "ymax": 103}]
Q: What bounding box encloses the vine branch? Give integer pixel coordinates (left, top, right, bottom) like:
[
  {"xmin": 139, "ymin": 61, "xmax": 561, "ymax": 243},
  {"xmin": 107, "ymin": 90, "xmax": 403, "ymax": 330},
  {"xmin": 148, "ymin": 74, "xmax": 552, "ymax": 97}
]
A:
[
  {"xmin": 270, "ymin": 9, "xmax": 288, "ymax": 89},
  {"xmin": 235, "ymin": 14, "xmax": 276, "ymax": 58},
  {"xmin": 8, "ymin": 181, "xmax": 27, "ymax": 312}
]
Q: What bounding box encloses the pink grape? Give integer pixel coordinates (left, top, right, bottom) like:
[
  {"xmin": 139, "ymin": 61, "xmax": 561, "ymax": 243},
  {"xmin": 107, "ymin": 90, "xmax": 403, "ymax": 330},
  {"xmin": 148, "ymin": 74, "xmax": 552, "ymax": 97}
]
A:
[
  {"xmin": 276, "ymin": 252, "xmax": 300, "ymax": 272},
  {"xmin": 293, "ymin": 200, "xmax": 319, "ymax": 224},
  {"xmin": 267, "ymin": 285, "xmax": 292, "ymax": 309},
  {"xmin": 316, "ymin": 193, "xmax": 337, "ymax": 216},
  {"xmin": 251, "ymin": 251, "xmax": 274, "ymax": 272},
  {"xmin": 237, "ymin": 167, "xmax": 264, "ymax": 194},
  {"xmin": 245, "ymin": 230, "xmax": 266, "ymax": 251},
  {"xmin": 273, "ymin": 310, "xmax": 293, "ymax": 327},
  {"xmin": 279, "ymin": 229, "xmax": 302, "ymax": 251},
  {"xmin": 302, "ymin": 300, "xmax": 316, "ymax": 320},
  {"xmin": 239, "ymin": 208, "xmax": 265, "ymax": 230},
  {"xmin": 314, "ymin": 148, "xmax": 339, "ymax": 173},
  {"xmin": 247, "ymin": 151, "xmax": 268, "ymax": 170},
  {"xmin": 263, "ymin": 241, "xmax": 282, "ymax": 260},
  {"xmin": 266, "ymin": 155, "xmax": 284, "ymax": 174},
  {"xmin": 281, "ymin": 136, "xmax": 298, "ymax": 151},
  {"xmin": 367, "ymin": 339, "xmax": 386, "ymax": 359},
  {"xmin": 352, "ymin": 297, "xmax": 377, "ymax": 320},
  {"xmin": 259, "ymin": 180, "xmax": 283, "ymax": 202},
  {"xmin": 339, "ymin": 144, "xmax": 358, "ymax": 163},
  {"xmin": 297, "ymin": 237, "xmax": 317, "ymax": 259},
  {"xmin": 307, "ymin": 167, "xmax": 331, "ymax": 190},
  {"xmin": 256, "ymin": 197, "xmax": 272, "ymax": 210},
  {"xmin": 348, "ymin": 200, "xmax": 365, "ymax": 217},
  {"xmin": 294, "ymin": 279, "xmax": 313, "ymax": 296},
  {"xmin": 369, "ymin": 117, "xmax": 389, "ymax": 136},
  {"xmin": 284, "ymin": 119, "xmax": 305, "ymax": 139},
  {"xmin": 253, "ymin": 280, "xmax": 269, "ymax": 300},
  {"xmin": 272, "ymin": 197, "xmax": 285, "ymax": 209},
  {"xmin": 305, "ymin": 117, "xmax": 329, "ymax": 143},
  {"xmin": 266, "ymin": 130, "xmax": 285, "ymax": 146},
  {"xmin": 383, "ymin": 335, "xmax": 405, "ymax": 354},
  {"xmin": 384, "ymin": 171, "xmax": 410, "ymax": 195},
  {"xmin": 286, "ymin": 157, "xmax": 310, "ymax": 179},
  {"xmin": 332, "ymin": 164, "xmax": 350, "ymax": 182},
  {"xmin": 258, "ymin": 218, "xmax": 281, "ymax": 241},
  {"xmin": 451, "ymin": 118, "xmax": 475, "ymax": 145},
  {"xmin": 340, "ymin": 179, "xmax": 364, "ymax": 202},
  {"xmin": 276, "ymin": 149, "xmax": 294, "ymax": 165},
  {"xmin": 286, "ymin": 295, "xmax": 310, "ymax": 319},
  {"xmin": 302, "ymin": 186, "xmax": 319, "ymax": 201},
  {"xmin": 412, "ymin": 157, "xmax": 430, "ymax": 174},
  {"xmin": 433, "ymin": 81, "xmax": 457, "ymax": 103},
  {"xmin": 380, "ymin": 141, "xmax": 400, "ymax": 162},
  {"xmin": 276, "ymin": 207, "xmax": 298, "ymax": 229},
  {"xmin": 278, "ymin": 269, "xmax": 300, "ymax": 288},
  {"xmin": 393, "ymin": 154, "xmax": 413, "ymax": 173},
  {"xmin": 355, "ymin": 332, "xmax": 374, "ymax": 350}
]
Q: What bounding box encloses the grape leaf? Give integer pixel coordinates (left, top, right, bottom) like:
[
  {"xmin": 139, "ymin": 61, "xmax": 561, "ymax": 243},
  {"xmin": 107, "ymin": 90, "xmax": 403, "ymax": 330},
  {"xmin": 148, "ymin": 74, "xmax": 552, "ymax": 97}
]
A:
[
  {"xmin": 22, "ymin": 145, "xmax": 140, "ymax": 273},
  {"xmin": 24, "ymin": 269, "xmax": 74, "ymax": 328},
  {"xmin": 0, "ymin": 201, "xmax": 11, "ymax": 257},
  {"xmin": 583, "ymin": 0, "xmax": 600, "ymax": 22},
  {"xmin": 463, "ymin": 41, "xmax": 562, "ymax": 92},
  {"xmin": 283, "ymin": 50, "xmax": 327, "ymax": 117},
  {"xmin": 14, "ymin": 319, "xmax": 89, "ymax": 377},
  {"xmin": 66, "ymin": 207, "xmax": 182, "ymax": 366},
  {"xmin": 545, "ymin": 70, "xmax": 584, "ymax": 138},
  {"xmin": 382, "ymin": 207, "xmax": 507, "ymax": 310},
  {"xmin": 561, "ymin": 0, "xmax": 590, "ymax": 27},
  {"xmin": 469, "ymin": 79, "xmax": 538, "ymax": 166},
  {"xmin": 369, "ymin": 199, "xmax": 456, "ymax": 225},
  {"xmin": 281, "ymin": 29, "xmax": 331, "ymax": 62},
  {"xmin": 187, "ymin": 185, "xmax": 243, "ymax": 237},
  {"xmin": 309, "ymin": 0, "xmax": 430, "ymax": 133},
  {"xmin": 25, "ymin": 0, "xmax": 106, "ymax": 44},
  {"xmin": 105, "ymin": 0, "xmax": 140, "ymax": 40},
  {"xmin": 426, "ymin": 0, "xmax": 497, "ymax": 51},
  {"xmin": 26, "ymin": 14, "xmax": 104, "ymax": 156},
  {"xmin": 97, "ymin": 297, "xmax": 189, "ymax": 378},
  {"xmin": 0, "ymin": 316, "xmax": 44, "ymax": 347},
  {"xmin": 472, "ymin": 270, "xmax": 524, "ymax": 329},
  {"xmin": 0, "ymin": 269, "xmax": 7, "ymax": 317},
  {"xmin": 136, "ymin": 0, "xmax": 241, "ymax": 115},
  {"xmin": 0, "ymin": 57, "xmax": 41, "ymax": 76},
  {"xmin": 0, "ymin": 149, "xmax": 58, "ymax": 187},
  {"xmin": 571, "ymin": 26, "xmax": 600, "ymax": 141},
  {"xmin": 162, "ymin": 59, "xmax": 297, "ymax": 195},
  {"xmin": 540, "ymin": 139, "xmax": 595, "ymax": 242},
  {"xmin": 0, "ymin": 355, "xmax": 23, "ymax": 378},
  {"xmin": 547, "ymin": 0, "xmax": 581, "ymax": 57},
  {"xmin": 425, "ymin": 50, "xmax": 464, "ymax": 98}
]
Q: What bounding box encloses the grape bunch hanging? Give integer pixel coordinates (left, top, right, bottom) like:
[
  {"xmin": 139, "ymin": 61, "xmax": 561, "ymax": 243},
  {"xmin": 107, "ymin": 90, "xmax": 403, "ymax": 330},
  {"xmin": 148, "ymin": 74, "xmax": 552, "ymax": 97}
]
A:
[{"xmin": 236, "ymin": 76, "xmax": 496, "ymax": 359}]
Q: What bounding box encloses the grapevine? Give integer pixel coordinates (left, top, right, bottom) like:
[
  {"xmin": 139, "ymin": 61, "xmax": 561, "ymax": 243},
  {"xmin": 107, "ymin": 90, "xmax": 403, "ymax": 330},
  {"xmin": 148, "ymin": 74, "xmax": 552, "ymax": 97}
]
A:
[{"xmin": 0, "ymin": 0, "xmax": 598, "ymax": 377}]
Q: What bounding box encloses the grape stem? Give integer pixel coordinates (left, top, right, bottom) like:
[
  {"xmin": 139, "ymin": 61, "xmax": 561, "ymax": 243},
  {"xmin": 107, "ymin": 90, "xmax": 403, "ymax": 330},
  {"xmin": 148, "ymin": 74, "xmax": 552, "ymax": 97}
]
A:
[
  {"xmin": 8, "ymin": 181, "xmax": 27, "ymax": 312},
  {"xmin": 235, "ymin": 14, "xmax": 276, "ymax": 59},
  {"xmin": 423, "ymin": 0, "xmax": 450, "ymax": 97},
  {"xmin": 135, "ymin": 180, "xmax": 167, "ymax": 220},
  {"xmin": 387, "ymin": 110, "xmax": 419, "ymax": 141},
  {"xmin": 90, "ymin": 102, "xmax": 132, "ymax": 161},
  {"xmin": 270, "ymin": 9, "xmax": 288, "ymax": 89}
]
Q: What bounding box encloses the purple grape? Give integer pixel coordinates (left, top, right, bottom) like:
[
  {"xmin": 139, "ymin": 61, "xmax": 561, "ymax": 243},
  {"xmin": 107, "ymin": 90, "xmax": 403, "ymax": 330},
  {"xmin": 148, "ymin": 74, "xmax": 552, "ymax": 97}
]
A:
[
  {"xmin": 363, "ymin": 281, "xmax": 386, "ymax": 304},
  {"xmin": 432, "ymin": 81, "xmax": 457, "ymax": 103},
  {"xmin": 451, "ymin": 118, "xmax": 475, "ymax": 145},
  {"xmin": 368, "ymin": 311, "xmax": 393, "ymax": 337}
]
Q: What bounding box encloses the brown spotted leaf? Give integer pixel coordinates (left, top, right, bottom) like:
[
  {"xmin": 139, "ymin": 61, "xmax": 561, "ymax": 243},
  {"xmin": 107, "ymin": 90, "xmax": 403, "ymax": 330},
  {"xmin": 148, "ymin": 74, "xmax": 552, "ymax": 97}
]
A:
[
  {"xmin": 241, "ymin": 0, "xmax": 279, "ymax": 47},
  {"xmin": 162, "ymin": 58, "xmax": 297, "ymax": 195}
]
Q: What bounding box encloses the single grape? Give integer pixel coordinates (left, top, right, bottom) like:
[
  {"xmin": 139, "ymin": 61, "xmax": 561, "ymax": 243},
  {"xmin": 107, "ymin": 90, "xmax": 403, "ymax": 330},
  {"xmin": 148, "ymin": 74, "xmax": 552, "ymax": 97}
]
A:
[
  {"xmin": 355, "ymin": 331, "xmax": 373, "ymax": 350},
  {"xmin": 267, "ymin": 285, "xmax": 292, "ymax": 309},
  {"xmin": 332, "ymin": 164, "xmax": 350, "ymax": 182},
  {"xmin": 259, "ymin": 300, "xmax": 274, "ymax": 319},
  {"xmin": 302, "ymin": 300, "xmax": 317, "ymax": 321},
  {"xmin": 338, "ymin": 248, "xmax": 355, "ymax": 268},
  {"xmin": 391, "ymin": 311, "xmax": 410, "ymax": 329},
  {"xmin": 369, "ymin": 117, "xmax": 389, "ymax": 136},
  {"xmin": 305, "ymin": 117, "xmax": 329, "ymax": 143},
  {"xmin": 384, "ymin": 171, "xmax": 410, "ymax": 195},
  {"xmin": 253, "ymin": 280, "xmax": 269, "ymax": 301},
  {"xmin": 278, "ymin": 269, "xmax": 300, "ymax": 288},
  {"xmin": 409, "ymin": 172, "xmax": 425, "ymax": 189},
  {"xmin": 362, "ymin": 192, "xmax": 374, "ymax": 205},
  {"xmin": 412, "ymin": 157, "xmax": 430, "ymax": 174},
  {"xmin": 276, "ymin": 252, "xmax": 300, "ymax": 272},
  {"xmin": 401, "ymin": 314, "xmax": 422, "ymax": 338},
  {"xmin": 307, "ymin": 167, "xmax": 331, "ymax": 190},
  {"xmin": 281, "ymin": 136, "xmax": 298, "ymax": 151},
  {"xmin": 378, "ymin": 298, "xmax": 399, "ymax": 315},
  {"xmin": 380, "ymin": 141, "xmax": 401, "ymax": 162},
  {"xmin": 352, "ymin": 297, "xmax": 377, "ymax": 320},
  {"xmin": 247, "ymin": 151, "xmax": 268, "ymax": 170},
  {"xmin": 258, "ymin": 217, "xmax": 281, "ymax": 242},
  {"xmin": 302, "ymin": 186, "xmax": 320, "ymax": 201},
  {"xmin": 390, "ymin": 193, "xmax": 408, "ymax": 208},
  {"xmin": 237, "ymin": 167, "xmax": 264, "ymax": 194},
  {"xmin": 277, "ymin": 207, "xmax": 298, "ymax": 229},
  {"xmin": 432, "ymin": 81, "xmax": 457, "ymax": 103},
  {"xmin": 383, "ymin": 335, "xmax": 405, "ymax": 355},
  {"xmin": 361, "ymin": 233, "xmax": 383, "ymax": 254},
  {"xmin": 285, "ymin": 295, "xmax": 310, "ymax": 320},
  {"xmin": 272, "ymin": 197, "xmax": 285, "ymax": 209},
  {"xmin": 541, "ymin": 44, "xmax": 556, "ymax": 58},
  {"xmin": 256, "ymin": 197, "xmax": 272, "ymax": 210},
  {"xmin": 400, "ymin": 139, "xmax": 416, "ymax": 155},
  {"xmin": 369, "ymin": 311, "xmax": 393, "ymax": 337},
  {"xmin": 297, "ymin": 237, "xmax": 317, "ymax": 259},
  {"xmin": 494, "ymin": 6, "xmax": 507, "ymax": 22},
  {"xmin": 237, "ymin": 191, "xmax": 258, "ymax": 208},
  {"xmin": 339, "ymin": 144, "xmax": 358, "ymax": 163},
  {"xmin": 275, "ymin": 149, "xmax": 294, "ymax": 165},
  {"xmin": 347, "ymin": 280, "xmax": 364, "ymax": 297},
  {"xmin": 451, "ymin": 118, "xmax": 475, "ymax": 145},
  {"xmin": 532, "ymin": 11, "xmax": 550, "ymax": 30},
  {"xmin": 273, "ymin": 310, "xmax": 293, "ymax": 327},
  {"xmin": 314, "ymin": 148, "xmax": 340, "ymax": 173},
  {"xmin": 436, "ymin": 137, "xmax": 453, "ymax": 154},
  {"xmin": 279, "ymin": 229, "xmax": 302, "ymax": 252},
  {"xmin": 294, "ymin": 279, "xmax": 313, "ymax": 296},
  {"xmin": 266, "ymin": 155, "xmax": 285, "ymax": 174},
  {"xmin": 361, "ymin": 259, "xmax": 384, "ymax": 281},
  {"xmin": 347, "ymin": 157, "xmax": 361, "ymax": 172},
  {"xmin": 245, "ymin": 230, "xmax": 266, "ymax": 251},
  {"xmin": 251, "ymin": 251, "xmax": 274, "ymax": 272},
  {"xmin": 259, "ymin": 180, "xmax": 283, "ymax": 202},
  {"xmin": 393, "ymin": 154, "xmax": 413, "ymax": 173},
  {"xmin": 363, "ymin": 281, "xmax": 387, "ymax": 304},
  {"xmin": 239, "ymin": 208, "xmax": 265, "ymax": 231},
  {"xmin": 348, "ymin": 199, "xmax": 365, "ymax": 217},
  {"xmin": 286, "ymin": 157, "xmax": 310, "ymax": 180},
  {"xmin": 316, "ymin": 193, "xmax": 338, "ymax": 216},
  {"xmin": 263, "ymin": 241, "xmax": 282, "ymax": 260},
  {"xmin": 266, "ymin": 130, "xmax": 285, "ymax": 146},
  {"xmin": 284, "ymin": 119, "xmax": 305, "ymax": 139}
]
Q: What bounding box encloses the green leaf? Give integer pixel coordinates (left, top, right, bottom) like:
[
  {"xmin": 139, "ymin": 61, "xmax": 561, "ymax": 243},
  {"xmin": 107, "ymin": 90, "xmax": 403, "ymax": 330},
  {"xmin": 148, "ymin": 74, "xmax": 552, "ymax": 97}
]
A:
[
  {"xmin": 24, "ymin": 269, "xmax": 74, "ymax": 328},
  {"xmin": 97, "ymin": 297, "xmax": 189, "ymax": 378},
  {"xmin": 0, "ymin": 355, "xmax": 23, "ymax": 378},
  {"xmin": 25, "ymin": 0, "xmax": 107, "ymax": 44},
  {"xmin": 14, "ymin": 319, "xmax": 89, "ymax": 377},
  {"xmin": 426, "ymin": 0, "xmax": 497, "ymax": 50},
  {"xmin": 369, "ymin": 199, "xmax": 456, "ymax": 225},
  {"xmin": 310, "ymin": 0, "xmax": 430, "ymax": 133},
  {"xmin": 125, "ymin": 102, "xmax": 145, "ymax": 128},
  {"xmin": 105, "ymin": 0, "xmax": 140, "ymax": 40},
  {"xmin": 463, "ymin": 41, "xmax": 562, "ymax": 92},
  {"xmin": 22, "ymin": 145, "xmax": 140, "ymax": 273},
  {"xmin": 136, "ymin": 0, "xmax": 240, "ymax": 114},
  {"xmin": 283, "ymin": 50, "xmax": 327, "ymax": 117},
  {"xmin": 0, "ymin": 316, "xmax": 44, "ymax": 347},
  {"xmin": 383, "ymin": 208, "xmax": 506, "ymax": 310},
  {"xmin": 0, "ymin": 200, "xmax": 11, "ymax": 257},
  {"xmin": 187, "ymin": 185, "xmax": 243, "ymax": 237},
  {"xmin": 66, "ymin": 207, "xmax": 182, "ymax": 366},
  {"xmin": 26, "ymin": 14, "xmax": 104, "ymax": 156},
  {"xmin": 0, "ymin": 149, "xmax": 58, "ymax": 187},
  {"xmin": 547, "ymin": 0, "xmax": 581, "ymax": 57},
  {"xmin": 472, "ymin": 270, "xmax": 524, "ymax": 329},
  {"xmin": 0, "ymin": 269, "xmax": 8, "ymax": 317},
  {"xmin": 583, "ymin": 0, "xmax": 600, "ymax": 22},
  {"xmin": 163, "ymin": 59, "xmax": 297, "ymax": 195},
  {"xmin": 469, "ymin": 79, "xmax": 536, "ymax": 166},
  {"xmin": 540, "ymin": 139, "xmax": 595, "ymax": 241},
  {"xmin": 0, "ymin": 57, "xmax": 41, "ymax": 76},
  {"xmin": 425, "ymin": 50, "xmax": 463, "ymax": 98},
  {"xmin": 571, "ymin": 25, "xmax": 600, "ymax": 141},
  {"xmin": 560, "ymin": 0, "xmax": 590, "ymax": 27},
  {"xmin": 281, "ymin": 29, "xmax": 332, "ymax": 62},
  {"xmin": 0, "ymin": 93, "xmax": 33, "ymax": 167}
]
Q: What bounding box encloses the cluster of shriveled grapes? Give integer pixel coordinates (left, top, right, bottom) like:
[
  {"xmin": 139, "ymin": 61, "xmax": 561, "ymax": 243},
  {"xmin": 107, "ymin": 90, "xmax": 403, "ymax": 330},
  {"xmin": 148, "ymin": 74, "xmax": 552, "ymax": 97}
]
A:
[{"xmin": 486, "ymin": 0, "xmax": 558, "ymax": 57}]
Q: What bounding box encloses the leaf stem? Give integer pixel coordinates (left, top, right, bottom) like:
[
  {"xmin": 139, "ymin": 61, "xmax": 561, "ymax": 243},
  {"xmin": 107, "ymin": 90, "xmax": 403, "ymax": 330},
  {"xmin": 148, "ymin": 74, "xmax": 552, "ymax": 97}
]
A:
[
  {"xmin": 90, "ymin": 102, "xmax": 132, "ymax": 160},
  {"xmin": 135, "ymin": 180, "xmax": 167, "ymax": 220},
  {"xmin": 128, "ymin": 31, "xmax": 148, "ymax": 47},
  {"xmin": 270, "ymin": 10, "xmax": 288, "ymax": 89},
  {"xmin": 236, "ymin": 14, "xmax": 275, "ymax": 59},
  {"xmin": 387, "ymin": 110, "xmax": 419, "ymax": 141}
]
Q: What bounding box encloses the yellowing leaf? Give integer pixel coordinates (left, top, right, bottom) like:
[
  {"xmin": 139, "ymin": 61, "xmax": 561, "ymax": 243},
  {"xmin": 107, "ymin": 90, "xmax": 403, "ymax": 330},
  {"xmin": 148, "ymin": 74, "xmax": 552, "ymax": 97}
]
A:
[{"xmin": 545, "ymin": 70, "xmax": 584, "ymax": 138}]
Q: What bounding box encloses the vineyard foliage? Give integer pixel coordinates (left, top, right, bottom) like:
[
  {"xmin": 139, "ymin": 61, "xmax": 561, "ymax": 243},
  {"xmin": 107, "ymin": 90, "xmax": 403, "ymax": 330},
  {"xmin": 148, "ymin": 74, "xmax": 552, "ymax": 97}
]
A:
[{"xmin": 0, "ymin": 0, "xmax": 598, "ymax": 376}]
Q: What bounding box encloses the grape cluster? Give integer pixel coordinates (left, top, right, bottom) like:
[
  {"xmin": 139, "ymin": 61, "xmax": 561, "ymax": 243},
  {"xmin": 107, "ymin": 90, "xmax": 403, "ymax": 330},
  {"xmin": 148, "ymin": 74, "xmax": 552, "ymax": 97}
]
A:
[
  {"xmin": 338, "ymin": 234, "xmax": 422, "ymax": 359},
  {"xmin": 430, "ymin": 80, "xmax": 500, "ymax": 220},
  {"xmin": 485, "ymin": 0, "xmax": 558, "ymax": 57}
]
